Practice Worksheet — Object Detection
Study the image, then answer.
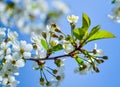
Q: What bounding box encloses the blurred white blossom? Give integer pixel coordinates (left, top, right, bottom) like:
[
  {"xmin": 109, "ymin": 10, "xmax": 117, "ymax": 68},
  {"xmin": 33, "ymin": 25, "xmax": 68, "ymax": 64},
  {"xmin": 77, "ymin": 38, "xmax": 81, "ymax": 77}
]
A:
[
  {"xmin": 108, "ymin": 7, "xmax": 120, "ymax": 23},
  {"xmin": 67, "ymin": 15, "xmax": 79, "ymax": 23},
  {"xmin": 0, "ymin": 0, "xmax": 69, "ymax": 34}
]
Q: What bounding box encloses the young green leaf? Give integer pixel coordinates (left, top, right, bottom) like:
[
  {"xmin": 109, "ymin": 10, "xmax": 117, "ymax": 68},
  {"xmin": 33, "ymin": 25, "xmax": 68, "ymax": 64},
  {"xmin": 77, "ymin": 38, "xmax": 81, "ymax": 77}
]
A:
[
  {"xmin": 41, "ymin": 39, "xmax": 49, "ymax": 50},
  {"xmin": 87, "ymin": 30, "xmax": 116, "ymax": 42},
  {"xmin": 73, "ymin": 27, "xmax": 87, "ymax": 40},
  {"xmin": 82, "ymin": 13, "xmax": 91, "ymax": 28},
  {"xmin": 75, "ymin": 57, "xmax": 84, "ymax": 65},
  {"xmin": 88, "ymin": 25, "xmax": 101, "ymax": 38},
  {"xmin": 51, "ymin": 44, "xmax": 63, "ymax": 52}
]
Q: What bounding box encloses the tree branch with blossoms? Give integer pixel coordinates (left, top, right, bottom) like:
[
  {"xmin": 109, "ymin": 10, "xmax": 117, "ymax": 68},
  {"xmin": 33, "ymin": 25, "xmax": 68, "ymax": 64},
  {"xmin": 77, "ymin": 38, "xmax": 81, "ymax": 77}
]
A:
[{"xmin": 0, "ymin": 13, "xmax": 115, "ymax": 87}]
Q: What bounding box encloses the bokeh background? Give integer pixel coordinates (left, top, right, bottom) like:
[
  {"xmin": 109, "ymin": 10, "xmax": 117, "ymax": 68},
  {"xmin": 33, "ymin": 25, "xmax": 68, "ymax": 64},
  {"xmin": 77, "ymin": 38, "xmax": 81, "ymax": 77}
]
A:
[{"xmin": 0, "ymin": 0, "xmax": 120, "ymax": 87}]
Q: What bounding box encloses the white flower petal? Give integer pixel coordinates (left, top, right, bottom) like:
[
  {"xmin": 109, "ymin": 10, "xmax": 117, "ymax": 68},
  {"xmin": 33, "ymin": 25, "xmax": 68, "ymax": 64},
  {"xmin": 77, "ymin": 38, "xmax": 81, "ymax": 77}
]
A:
[
  {"xmin": 5, "ymin": 55, "xmax": 12, "ymax": 61},
  {"xmin": 2, "ymin": 78, "xmax": 8, "ymax": 85},
  {"xmin": 24, "ymin": 44, "xmax": 33, "ymax": 52},
  {"xmin": 15, "ymin": 59, "xmax": 25, "ymax": 67},
  {"xmin": 23, "ymin": 52, "xmax": 31, "ymax": 58}
]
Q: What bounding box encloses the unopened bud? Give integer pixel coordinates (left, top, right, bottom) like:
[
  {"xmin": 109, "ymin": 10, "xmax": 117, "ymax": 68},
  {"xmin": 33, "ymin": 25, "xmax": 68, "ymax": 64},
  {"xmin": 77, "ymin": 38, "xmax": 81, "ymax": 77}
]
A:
[
  {"xmin": 93, "ymin": 65, "xmax": 100, "ymax": 73},
  {"xmin": 55, "ymin": 28, "xmax": 61, "ymax": 33},
  {"xmin": 46, "ymin": 81, "xmax": 51, "ymax": 86},
  {"xmin": 33, "ymin": 44, "xmax": 37, "ymax": 50},
  {"xmin": 4, "ymin": 38, "xmax": 11, "ymax": 42},
  {"xmin": 93, "ymin": 49, "xmax": 97, "ymax": 54},
  {"xmin": 103, "ymin": 56, "xmax": 108, "ymax": 60},
  {"xmin": 52, "ymin": 34, "xmax": 59, "ymax": 38},
  {"xmin": 51, "ymin": 23, "xmax": 57, "ymax": 29},
  {"xmin": 79, "ymin": 64, "xmax": 87, "ymax": 71},
  {"xmin": 40, "ymin": 78, "xmax": 44, "ymax": 85},
  {"xmin": 96, "ymin": 59, "xmax": 104, "ymax": 64},
  {"xmin": 65, "ymin": 35, "xmax": 71, "ymax": 41},
  {"xmin": 58, "ymin": 35, "xmax": 64, "ymax": 40},
  {"xmin": 56, "ymin": 76, "xmax": 61, "ymax": 80},
  {"xmin": 42, "ymin": 32, "xmax": 47, "ymax": 39},
  {"xmin": 53, "ymin": 69, "xmax": 58, "ymax": 74},
  {"xmin": 40, "ymin": 78, "xmax": 44, "ymax": 82},
  {"xmin": 54, "ymin": 59, "xmax": 61, "ymax": 67}
]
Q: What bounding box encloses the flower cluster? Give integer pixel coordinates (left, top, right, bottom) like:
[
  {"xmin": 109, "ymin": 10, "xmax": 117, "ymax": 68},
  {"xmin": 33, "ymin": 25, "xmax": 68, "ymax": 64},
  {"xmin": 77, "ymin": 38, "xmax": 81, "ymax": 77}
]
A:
[
  {"xmin": 0, "ymin": 13, "xmax": 115, "ymax": 87},
  {"xmin": 108, "ymin": 0, "xmax": 120, "ymax": 23},
  {"xmin": 0, "ymin": 0, "xmax": 69, "ymax": 34},
  {"xmin": 0, "ymin": 28, "xmax": 33, "ymax": 87},
  {"xmin": 74, "ymin": 43, "xmax": 108, "ymax": 75}
]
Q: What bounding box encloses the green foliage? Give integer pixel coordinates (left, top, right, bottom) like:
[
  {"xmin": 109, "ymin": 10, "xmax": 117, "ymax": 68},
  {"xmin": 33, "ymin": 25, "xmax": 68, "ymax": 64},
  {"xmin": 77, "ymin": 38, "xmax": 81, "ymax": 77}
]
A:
[
  {"xmin": 75, "ymin": 57, "xmax": 84, "ymax": 65},
  {"xmin": 50, "ymin": 44, "xmax": 63, "ymax": 52},
  {"xmin": 73, "ymin": 27, "xmax": 87, "ymax": 40},
  {"xmin": 40, "ymin": 39, "xmax": 49, "ymax": 50},
  {"xmin": 82, "ymin": 13, "xmax": 91, "ymax": 28},
  {"xmin": 73, "ymin": 13, "xmax": 115, "ymax": 45},
  {"xmin": 87, "ymin": 30, "xmax": 116, "ymax": 42},
  {"xmin": 88, "ymin": 25, "xmax": 101, "ymax": 38},
  {"xmin": 73, "ymin": 13, "xmax": 91, "ymax": 41}
]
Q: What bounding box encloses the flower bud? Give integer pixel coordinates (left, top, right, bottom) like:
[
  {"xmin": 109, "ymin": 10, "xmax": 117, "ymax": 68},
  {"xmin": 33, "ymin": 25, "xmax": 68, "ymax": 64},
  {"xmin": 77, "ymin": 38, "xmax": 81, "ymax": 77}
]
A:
[
  {"xmin": 56, "ymin": 76, "xmax": 61, "ymax": 80},
  {"xmin": 51, "ymin": 23, "xmax": 57, "ymax": 29},
  {"xmin": 103, "ymin": 56, "xmax": 108, "ymax": 60},
  {"xmin": 52, "ymin": 33, "xmax": 59, "ymax": 38},
  {"xmin": 4, "ymin": 38, "xmax": 11, "ymax": 42},
  {"xmin": 79, "ymin": 64, "xmax": 87, "ymax": 71},
  {"xmin": 55, "ymin": 28, "xmax": 61, "ymax": 33},
  {"xmin": 46, "ymin": 81, "xmax": 51, "ymax": 86},
  {"xmin": 42, "ymin": 32, "xmax": 47, "ymax": 39},
  {"xmin": 54, "ymin": 59, "xmax": 61, "ymax": 67},
  {"xmin": 93, "ymin": 49, "xmax": 97, "ymax": 54},
  {"xmin": 93, "ymin": 65, "xmax": 100, "ymax": 73},
  {"xmin": 53, "ymin": 69, "xmax": 58, "ymax": 74},
  {"xmin": 32, "ymin": 44, "xmax": 37, "ymax": 50},
  {"xmin": 58, "ymin": 35, "xmax": 64, "ymax": 40},
  {"xmin": 40, "ymin": 78, "xmax": 44, "ymax": 86},
  {"xmin": 96, "ymin": 59, "xmax": 104, "ymax": 64},
  {"xmin": 65, "ymin": 35, "xmax": 71, "ymax": 41}
]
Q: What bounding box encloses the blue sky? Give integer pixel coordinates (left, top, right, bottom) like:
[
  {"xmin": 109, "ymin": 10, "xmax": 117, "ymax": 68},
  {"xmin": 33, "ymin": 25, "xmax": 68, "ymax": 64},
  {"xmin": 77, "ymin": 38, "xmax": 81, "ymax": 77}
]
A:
[{"xmin": 0, "ymin": 0, "xmax": 120, "ymax": 87}]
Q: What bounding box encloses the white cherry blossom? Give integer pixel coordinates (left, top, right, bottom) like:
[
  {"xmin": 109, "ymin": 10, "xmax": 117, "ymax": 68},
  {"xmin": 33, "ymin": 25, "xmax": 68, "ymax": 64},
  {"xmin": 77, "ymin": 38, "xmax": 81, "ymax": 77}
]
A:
[
  {"xmin": 12, "ymin": 40, "xmax": 33, "ymax": 58},
  {"xmin": 67, "ymin": 15, "xmax": 79, "ymax": 23}
]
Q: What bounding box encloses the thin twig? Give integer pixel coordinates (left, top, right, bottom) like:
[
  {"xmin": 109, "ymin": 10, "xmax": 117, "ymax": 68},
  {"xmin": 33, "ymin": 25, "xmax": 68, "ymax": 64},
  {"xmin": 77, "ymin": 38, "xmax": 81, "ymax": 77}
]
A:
[{"xmin": 25, "ymin": 44, "xmax": 83, "ymax": 62}]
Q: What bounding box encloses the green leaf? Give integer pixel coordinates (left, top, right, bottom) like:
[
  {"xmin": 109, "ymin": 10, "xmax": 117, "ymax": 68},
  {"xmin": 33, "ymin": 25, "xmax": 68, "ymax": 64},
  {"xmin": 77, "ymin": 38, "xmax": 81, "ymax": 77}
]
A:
[
  {"xmin": 75, "ymin": 57, "xmax": 84, "ymax": 65},
  {"xmin": 87, "ymin": 30, "xmax": 116, "ymax": 42},
  {"xmin": 82, "ymin": 13, "xmax": 91, "ymax": 28},
  {"xmin": 73, "ymin": 27, "xmax": 87, "ymax": 40},
  {"xmin": 51, "ymin": 44, "xmax": 63, "ymax": 52},
  {"xmin": 41, "ymin": 39, "xmax": 49, "ymax": 50},
  {"xmin": 73, "ymin": 13, "xmax": 91, "ymax": 41},
  {"xmin": 88, "ymin": 25, "xmax": 101, "ymax": 38},
  {"xmin": 33, "ymin": 67, "xmax": 40, "ymax": 70}
]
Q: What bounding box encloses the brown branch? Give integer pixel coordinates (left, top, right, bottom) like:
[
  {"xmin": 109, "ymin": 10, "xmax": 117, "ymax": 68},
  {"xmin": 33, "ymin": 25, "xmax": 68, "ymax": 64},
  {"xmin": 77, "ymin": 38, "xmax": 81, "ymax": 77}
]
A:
[
  {"xmin": 25, "ymin": 44, "xmax": 83, "ymax": 62},
  {"xmin": 26, "ymin": 54, "xmax": 69, "ymax": 61}
]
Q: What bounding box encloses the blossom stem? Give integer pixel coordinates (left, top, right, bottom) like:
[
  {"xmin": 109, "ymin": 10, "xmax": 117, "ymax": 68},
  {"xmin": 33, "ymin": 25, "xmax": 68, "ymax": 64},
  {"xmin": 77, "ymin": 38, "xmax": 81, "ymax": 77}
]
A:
[
  {"xmin": 45, "ymin": 68, "xmax": 56, "ymax": 77},
  {"xmin": 42, "ymin": 70, "xmax": 48, "ymax": 82}
]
